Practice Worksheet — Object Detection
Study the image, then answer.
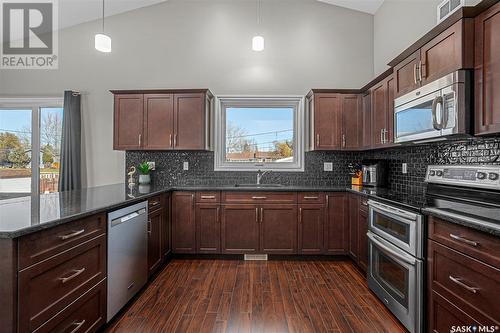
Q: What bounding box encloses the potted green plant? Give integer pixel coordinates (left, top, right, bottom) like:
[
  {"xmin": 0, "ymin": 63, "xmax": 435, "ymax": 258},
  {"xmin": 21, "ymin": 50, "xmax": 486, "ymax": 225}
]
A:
[{"xmin": 137, "ymin": 162, "xmax": 152, "ymax": 185}]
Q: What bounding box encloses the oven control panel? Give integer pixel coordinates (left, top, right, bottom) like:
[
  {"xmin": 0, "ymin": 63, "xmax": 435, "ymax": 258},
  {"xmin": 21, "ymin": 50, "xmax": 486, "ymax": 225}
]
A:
[{"xmin": 426, "ymin": 165, "xmax": 500, "ymax": 189}]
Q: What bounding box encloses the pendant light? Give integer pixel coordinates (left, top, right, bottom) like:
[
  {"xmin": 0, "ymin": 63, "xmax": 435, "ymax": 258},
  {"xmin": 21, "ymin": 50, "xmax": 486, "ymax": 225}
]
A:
[
  {"xmin": 252, "ymin": 0, "xmax": 264, "ymax": 52},
  {"xmin": 95, "ymin": 0, "xmax": 111, "ymax": 53}
]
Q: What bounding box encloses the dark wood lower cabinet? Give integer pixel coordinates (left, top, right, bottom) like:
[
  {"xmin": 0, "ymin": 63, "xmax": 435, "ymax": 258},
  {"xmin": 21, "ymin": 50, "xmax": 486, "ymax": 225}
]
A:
[
  {"xmin": 358, "ymin": 208, "xmax": 368, "ymax": 272},
  {"xmin": 172, "ymin": 192, "xmax": 196, "ymax": 253},
  {"xmin": 260, "ymin": 204, "xmax": 297, "ymax": 254},
  {"xmin": 222, "ymin": 205, "xmax": 260, "ymax": 254},
  {"xmin": 161, "ymin": 194, "xmax": 171, "ymax": 259},
  {"xmin": 298, "ymin": 204, "xmax": 325, "ymax": 254},
  {"xmin": 195, "ymin": 204, "xmax": 221, "ymax": 254},
  {"xmin": 348, "ymin": 195, "xmax": 359, "ymax": 260},
  {"xmin": 147, "ymin": 208, "xmax": 163, "ymax": 275},
  {"xmin": 324, "ymin": 193, "xmax": 348, "ymax": 255}
]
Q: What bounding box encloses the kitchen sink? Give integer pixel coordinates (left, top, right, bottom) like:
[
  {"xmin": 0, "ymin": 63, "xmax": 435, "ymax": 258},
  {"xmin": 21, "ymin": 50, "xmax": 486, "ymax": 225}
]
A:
[{"xmin": 233, "ymin": 184, "xmax": 285, "ymax": 188}]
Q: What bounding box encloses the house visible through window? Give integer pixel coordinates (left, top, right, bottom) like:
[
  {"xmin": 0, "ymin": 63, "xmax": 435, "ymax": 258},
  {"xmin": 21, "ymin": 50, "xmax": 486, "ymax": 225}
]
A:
[
  {"xmin": 0, "ymin": 99, "xmax": 63, "ymax": 198},
  {"xmin": 215, "ymin": 97, "xmax": 304, "ymax": 171}
]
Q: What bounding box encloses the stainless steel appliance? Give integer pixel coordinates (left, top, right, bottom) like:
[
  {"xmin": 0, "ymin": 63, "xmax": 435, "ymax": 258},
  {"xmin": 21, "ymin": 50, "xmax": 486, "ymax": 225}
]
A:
[
  {"xmin": 394, "ymin": 70, "xmax": 472, "ymax": 144},
  {"xmin": 424, "ymin": 164, "xmax": 500, "ymax": 234},
  {"xmin": 362, "ymin": 161, "xmax": 387, "ymax": 187},
  {"xmin": 367, "ymin": 200, "xmax": 424, "ymax": 333},
  {"xmin": 107, "ymin": 201, "xmax": 148, "ymax": 322}
]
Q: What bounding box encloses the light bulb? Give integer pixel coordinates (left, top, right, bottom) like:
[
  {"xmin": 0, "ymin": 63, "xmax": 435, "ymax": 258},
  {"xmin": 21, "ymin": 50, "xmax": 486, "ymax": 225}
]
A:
[
  {"xmin": 95, "ymin": 33, "xmax": 112, "ymax": 53},
  {"xmin": 252, "ymin": 35, "xmax": 264, "ymax": 52}
]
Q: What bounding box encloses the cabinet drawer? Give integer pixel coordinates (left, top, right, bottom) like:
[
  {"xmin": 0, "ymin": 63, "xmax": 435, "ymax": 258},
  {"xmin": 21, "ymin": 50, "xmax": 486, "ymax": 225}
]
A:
[
  {"xmin": 428, "ymin": 240, "xmax": 500, "ymax": 326},
  {"xmin": 429, "ymin": 290, "xmax": 480, "ymax": 333},
  {"xmin": 222, "ymin": 192, "xmax": 297, "ymax": 204},
  {"xmin": 196, "ymin": 191, "xmax": 220, "ymax": 203},
  {"xmin": 359, "ymin": 196, "xmax": 368, "ymax": 213},
  {"xmin": 298, "ymin": 192, "xmax": 325, "ymax": 204},
  {"xmin": 19, "ymin": 235, "xmax": 107, "ymax": 332},
  {"xmin": 148, "ymin": 195, "xmax": 163, "ymax": 211},
  {"xmin": 18, "ymin": 213, "xmax": 106, "ymax": 270},
  {"xmin": 429, "ymin": 216, "xmax": 500, "ymax": 269},
  {"xmin": 33, "ymin": 280, "xmax": 106, "ymax": 333}
]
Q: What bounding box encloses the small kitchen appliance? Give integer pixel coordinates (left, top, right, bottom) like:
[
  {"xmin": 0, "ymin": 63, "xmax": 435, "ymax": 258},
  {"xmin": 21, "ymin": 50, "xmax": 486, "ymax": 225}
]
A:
[{"xmin": 362, "ymin": 161, "xmax": 387, "ymax": 187}]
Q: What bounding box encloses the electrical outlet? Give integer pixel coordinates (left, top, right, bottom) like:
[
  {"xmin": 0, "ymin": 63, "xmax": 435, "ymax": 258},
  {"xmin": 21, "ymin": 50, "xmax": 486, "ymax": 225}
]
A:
[
  {"xmin": 402, "ymin": 163, "xmax": 408, "ymax": 174},
  {"xmin": 183, "ymin": 161, "xmax": 189, "ymax": 171},
  {"xmin": 324, "ymin": 162, "xmax": 333, "ymax": 172},
  {"xmin": 147, "ymin": 161, "xmax": 155, "ymax": 170}
]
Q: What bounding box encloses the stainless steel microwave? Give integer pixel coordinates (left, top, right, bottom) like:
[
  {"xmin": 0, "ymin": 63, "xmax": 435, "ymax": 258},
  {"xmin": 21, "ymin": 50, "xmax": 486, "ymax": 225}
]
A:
[{"xmin": 394, "ymin": 70, "xmax": 472, "ymax": 144}]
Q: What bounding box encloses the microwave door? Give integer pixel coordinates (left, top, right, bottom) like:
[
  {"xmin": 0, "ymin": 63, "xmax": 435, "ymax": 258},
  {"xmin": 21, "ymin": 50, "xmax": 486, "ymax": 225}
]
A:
[
  {"xmin": 439, "ymin": 85, "xmax": 458, "ymax": 135},
  {"xmin": 394, "ymin": 91, "xmax": 442, "ymax": 143}
]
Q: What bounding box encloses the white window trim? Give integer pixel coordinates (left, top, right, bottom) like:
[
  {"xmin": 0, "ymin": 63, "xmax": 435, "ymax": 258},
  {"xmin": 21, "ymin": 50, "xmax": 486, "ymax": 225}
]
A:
[
  {"xmin": 0, "ymin": 97, "xmax": 64, "ymax": 194},
  {"xmin": 214, "ymin": 96, "xmax": 305, "ymax": 172}
]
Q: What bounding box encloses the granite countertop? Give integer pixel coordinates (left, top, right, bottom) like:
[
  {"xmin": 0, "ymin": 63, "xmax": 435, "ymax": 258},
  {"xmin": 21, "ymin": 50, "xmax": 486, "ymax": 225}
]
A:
[{"xmin": 0, "ymin": 182, "xmax": 429, "ymax": 239}]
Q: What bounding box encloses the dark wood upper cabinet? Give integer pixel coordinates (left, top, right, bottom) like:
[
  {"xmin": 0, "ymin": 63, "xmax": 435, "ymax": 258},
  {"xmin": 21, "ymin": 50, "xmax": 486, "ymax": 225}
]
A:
[
  {"xmin": 172, "ymin": 192, "xmax": 196, "ymax": 254},
  {"xmin": 341, "ymin": 94, "xmax": 361, "ymax": 150},
  {"xmin": 113, "ymin": 94, "xmax": 144, "ymax": 150},
  {"xmin": 371, "ymin": 74, "xmax": 394, "ymax": 148},
  {"xmin": 394, "ymin": 50, "xmax": 421, "ymax": 98},
  {"xmin": 195, "ymin": 204, "xmax": 221, "ymax": 254},
  {"xmin": 298, "ymin": 204, "xmax": 325, "ymax": 254},
  {"xmin": 144, "ymin": 94, "xmax": 174, "ymax": 149},
  {"xmin": 386, "ymin": 76, "xmax": 395, "ymax": 146},
  {"xmin": 313, "ymin": 93, "xmax": 342, "ymax": 150},
  {"xmin": 361, "ymin": 92, "xmax": 372, "ymax": 149},
  {"xmin": 324, "ymin": 193, "xmax": 348, "ymax": 255},
  {"xmin": 222, "ymin": 205, "xmax": 260, "ymax": 254},
  {"xmin": 112, "ymin": 89, "xmax": 213, "ymax": 151},
  {"xmin": 348, "ymin": 195, "xmax": 359, "ymax": 260},
  {"xmin": 260, "ymin": 205, "xmax": 297, "ymax": 254},
  {"xmin": 475, "ymin": 2, "xmax": 500, "ymax": 136},
  {"xmin": 147, "ymin": 208, "xmax": 163, "ymax": 275}
]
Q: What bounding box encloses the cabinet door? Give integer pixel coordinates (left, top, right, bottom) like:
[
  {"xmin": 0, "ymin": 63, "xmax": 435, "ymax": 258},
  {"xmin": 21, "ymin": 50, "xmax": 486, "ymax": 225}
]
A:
[
  {"xmin": 394, "ymin": 50, "xmax": 420, "ymax": 98},
  {"xmin": 371, "ymin": 81, "xmax": 387, "ymax": 148},
  {"xmin": 475, "ymin": 3, "xmax": 500, "ymax": 135},
  {"xmin": 196, "ymin": 204, "xmax": 221, "ymax": 254},
  {"xmin": 144, "ymin": 94, "xmax": 174, "ymax": 149},
  {"xmin": 148, "ymin": 208, "xmax": 163, "ymax": 275},
  {"xmin": 421, "ymin": 19, "xmax": 473, "ymax": 86},
  {"xmin": 348, "ymin": 195, "xmax": 359, "ymax": 260},
  {"xmin": 173, "ymin": 93, "xmax": 206, "ymax": 150},
  {"xmin": 385, "ymin": 75, "xmax": 395, "ymax": 146},
  {"xmin": 361, "ymin": 93, "xmax": 372, "ymax": 149},
  {"xmin": 222, "ymin": 205, "xmax": 259, "ymax": 254},
  {"xmin": 314, "ymin": 93, "xmax": 342, "ymax": 150},
  {"xmin": 358, "ymin": 208, "xmax": 368, "ymax": 272},
  {"xmin": 260, "ymin": 205, "xmax": 297, "ymax": 254},
  {"xmin": 298, "ymin": 204, "xmax": 325, "ymax": 254},
  {"xmin": 161, "ymin": 194, "xmax": 171, "ymax": 259},
  {"xmin": 341, "ymin": 94, "xmax": 361, "ymax": 150},
  {"xmin": 113, "ymin": 94, "xmax": 144, "ymax": 150},
  {"xmin": 172, "ymin": 192, "xmax": 196, "ymax": 253},
  {"xmin": 324, "ymin": 193, "xmax": 348, "ymax": 255}
]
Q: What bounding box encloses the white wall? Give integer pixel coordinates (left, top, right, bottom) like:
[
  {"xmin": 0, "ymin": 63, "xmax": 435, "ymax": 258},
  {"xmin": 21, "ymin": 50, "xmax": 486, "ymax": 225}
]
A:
[
  {"xmin": 0, "ymin": 0, "xmax": 374, "ymax": 187},
  {"xmin": 373, "ymin": 0, "xmax": 441, "ymax": 75}
]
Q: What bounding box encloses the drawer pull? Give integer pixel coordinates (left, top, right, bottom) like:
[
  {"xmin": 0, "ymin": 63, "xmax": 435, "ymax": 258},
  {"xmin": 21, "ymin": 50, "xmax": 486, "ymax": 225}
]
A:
[
  {"xmin": 69, "ymin": 320, "xmax": 86, "ymax": 333},
  {"xmin": 59, "ymin": 268, "xmax": 86, "ymax": 284},
  {"xmin": 201, "ymin": 195, "xmax": 216, "ymax": 199},
  {"xmin": 303, "ymin": 196, "xmax": 319, "ymax": 200},
  {"xmin": 361, "ymin": 200, "xmax": 368, "ymax": 206},
  {"xmin": 150, "ymin": 201, "xmax": 160, "ymax": 206},
  {"xmin": 252, "ymin": 196, "xmax": 267, "ymax": 200},
  {"xmin": 59, "ymin": 229, "xmax": 85, "ymax": 240},
  {"xmin": 449, "ymin": 233, "xmax": 479, "ymax": 247},
  {"xmin": 449, "ymin": 275, "xmax": 479, "ymax": 294}
]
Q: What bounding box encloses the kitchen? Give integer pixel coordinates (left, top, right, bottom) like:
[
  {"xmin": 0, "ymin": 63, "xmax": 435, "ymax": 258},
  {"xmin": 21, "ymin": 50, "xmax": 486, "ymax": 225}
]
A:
[{"xmin": 0, "ymin": 0, "xmax": 499, "ymax": 332}]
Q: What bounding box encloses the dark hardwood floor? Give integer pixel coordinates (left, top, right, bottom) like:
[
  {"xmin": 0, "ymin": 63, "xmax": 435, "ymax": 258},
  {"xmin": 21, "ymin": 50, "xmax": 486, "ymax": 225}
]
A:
[{"xmin": 105, "ymin": 259, "xmax": 407, "ymax": 333}]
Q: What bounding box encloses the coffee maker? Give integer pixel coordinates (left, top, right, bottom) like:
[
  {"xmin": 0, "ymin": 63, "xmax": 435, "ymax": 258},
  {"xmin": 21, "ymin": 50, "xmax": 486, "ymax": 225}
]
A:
[{"xmin": 362, "ymin": 160, "xmax": 387, "ymax": 187}]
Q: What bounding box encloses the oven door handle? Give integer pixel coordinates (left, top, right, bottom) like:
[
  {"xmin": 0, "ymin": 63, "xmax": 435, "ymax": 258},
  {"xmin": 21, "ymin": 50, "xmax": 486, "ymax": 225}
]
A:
[
  {"xmin": 368, "ymin": 200, "xmax": 418, "ymax": 221},
  {"xmin": 431, "ymin": 95, "xmax": 444, "ymax": 130},
  {"xmin": 368, "ymin": 232, "xmax": 417, "ymax": 265}
]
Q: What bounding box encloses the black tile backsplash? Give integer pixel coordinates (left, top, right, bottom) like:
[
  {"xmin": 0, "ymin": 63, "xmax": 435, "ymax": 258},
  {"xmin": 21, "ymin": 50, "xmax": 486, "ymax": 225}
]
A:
[{"xmin": 126, "ymin": 137, "xmax": 500, "ymax": 193}]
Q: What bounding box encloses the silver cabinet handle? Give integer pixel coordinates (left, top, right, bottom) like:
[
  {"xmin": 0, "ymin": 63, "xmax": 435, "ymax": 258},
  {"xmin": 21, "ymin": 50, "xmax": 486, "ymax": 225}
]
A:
[
  {"xmin": 316, "ymin": 134, "xmax": 320, "ymax": 147},
  {"xmin": 449, "ymin": 233, "xmax": 479, "ymax": 247},
  {"xmin": 150, "ymin": 200, "xmax": 160, "ymax": 206},
  {"xmin": 299, "ymin": 207, "xmax": 302, "ymax": 224},
  {"xmin": 169, "ymin": 134, "xmax": 172, "ymax": 147},
  {"xmin": 59, "ymin": 229, "xmax": 85, "ymax": 240},
  {"xmin": 303, "ymin": 196, "xmax": 319, "ymax": 200},
  {"xmin": 59, "ymin": 268, "xmax": 86, "ymax": 284},
  {"xmin": 260, "ymin": 208, "xmax": 263, "ymax": 223},
  {"xmin": 192, "ymin": 194, "xmax": 195, "ymax": 208},
  {"xmin": 449, "ymin": 275, "xmax": 479, "ymax": 294},
  {"xmin": 252, "ymin": 196, "xmax": 267, "ymax": 200},
  {"xmin": 174, "ymin": 134, "xmax": 177, "ymax": 147},
  {"xmin": 139, "ymin": 134, "xmax": 142, "ymax": 146},
  {"xmin": 216, "ymin": 207, "xmax": 220, "ymax": 223},
  {"xmin": 418, "ymin": 60, "xmax": 424, "ymax": 81},
  {"xmin": 342, "ymin": 134, "xmax": 346, "ymax": 147},
  {"xmin": 255, "ymin": 208, "xmax": 258, "ymax": 223},
  {"xmin": 413, "ymin": 63, "xmax": 418, "ymax": 85},
  {"xmin": 380, "ymin": 129, "xmax": 384, "ymax": 144},
  {"xmin": 201, "ymin": 195, "xmax": 216, "ymax": 199},
  {"xmin": 69, "ymin": 320, "xmax": 86, "ymax": 333},
  {"xmin": 147, "ymin": 219, "xmax": 151, "ymax": 235}
]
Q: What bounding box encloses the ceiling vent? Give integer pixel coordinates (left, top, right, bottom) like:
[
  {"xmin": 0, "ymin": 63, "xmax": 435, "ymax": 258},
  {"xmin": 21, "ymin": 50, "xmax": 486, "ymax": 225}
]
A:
[{"xmin": 437, "ymin": 0, "xmax": 480, "ymax": 24}]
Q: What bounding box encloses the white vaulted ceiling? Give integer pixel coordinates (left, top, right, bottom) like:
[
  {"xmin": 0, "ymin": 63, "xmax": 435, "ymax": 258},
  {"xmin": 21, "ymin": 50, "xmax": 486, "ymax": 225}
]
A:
[{"xmin": 317, "ymin": 0, "xmax": 384, "ymax": 14}]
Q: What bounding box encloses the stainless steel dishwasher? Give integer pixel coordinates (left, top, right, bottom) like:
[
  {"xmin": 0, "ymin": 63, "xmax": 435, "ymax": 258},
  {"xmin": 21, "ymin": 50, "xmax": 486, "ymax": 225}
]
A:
[{"xmin": 107, "ymin": 201, "xmax": 148, "ymax": 322}]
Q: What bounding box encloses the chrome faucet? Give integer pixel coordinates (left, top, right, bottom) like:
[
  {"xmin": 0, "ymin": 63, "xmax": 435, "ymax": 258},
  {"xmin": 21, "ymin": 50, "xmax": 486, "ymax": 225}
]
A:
[{"xmin": 256, "ymin": 170, "xmax": 271, "ymax": 185}]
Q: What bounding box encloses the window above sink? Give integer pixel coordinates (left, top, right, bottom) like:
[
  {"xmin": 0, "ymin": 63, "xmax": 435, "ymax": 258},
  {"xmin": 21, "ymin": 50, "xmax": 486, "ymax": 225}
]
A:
[{"xmin": 214, "ymin": 96, "xmax": 304, "ymax": 172}]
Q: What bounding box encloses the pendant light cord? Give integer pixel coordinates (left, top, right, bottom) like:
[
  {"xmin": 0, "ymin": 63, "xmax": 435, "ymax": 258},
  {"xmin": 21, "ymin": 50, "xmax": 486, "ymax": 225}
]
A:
[
  {"xmin": 102, "ymin": 0, "xmax": 105, "ymax": 32},
  {"xmin": 257, "ymin": 0, "xmax": 261, "ymax": 26}
]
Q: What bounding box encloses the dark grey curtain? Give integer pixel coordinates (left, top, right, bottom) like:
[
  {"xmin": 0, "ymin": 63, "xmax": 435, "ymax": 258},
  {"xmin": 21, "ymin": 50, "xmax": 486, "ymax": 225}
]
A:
[{"xmin": 58, "ymin": 91, "xmax": 82, "ymax": 192}]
